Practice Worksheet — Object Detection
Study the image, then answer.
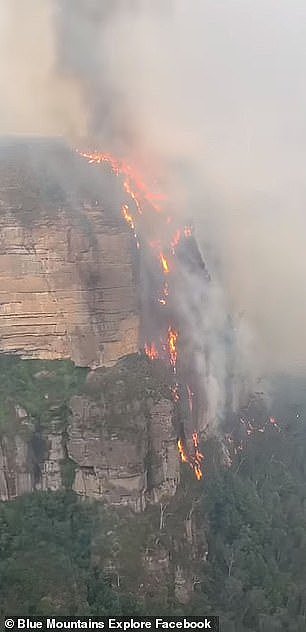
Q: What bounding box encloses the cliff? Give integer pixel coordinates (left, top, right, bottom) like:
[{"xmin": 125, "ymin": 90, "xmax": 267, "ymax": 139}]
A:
[
  {"xmin": 0, "ymin": 137, "xmax": 139, "ymax": 367},
  {"xmin": 0, "ymin": 355, "xmax": 180, "ymax": 510}
]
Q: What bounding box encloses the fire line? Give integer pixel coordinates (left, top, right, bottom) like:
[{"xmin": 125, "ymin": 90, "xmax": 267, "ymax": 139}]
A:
[{"xmin": 79, "ymin": 148, "xmax": 203, "ymax": 481}]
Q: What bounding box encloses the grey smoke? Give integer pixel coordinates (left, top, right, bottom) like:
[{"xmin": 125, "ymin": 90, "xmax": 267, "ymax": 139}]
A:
[{"xmin": 1, "ymin": 0, "xmax": 306, "ymax": 387}]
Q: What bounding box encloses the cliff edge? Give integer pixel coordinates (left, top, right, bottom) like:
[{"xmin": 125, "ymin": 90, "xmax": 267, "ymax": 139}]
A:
[{"xmin": 0, "ymin": 137, "xmax": 139, "ymax": 367}]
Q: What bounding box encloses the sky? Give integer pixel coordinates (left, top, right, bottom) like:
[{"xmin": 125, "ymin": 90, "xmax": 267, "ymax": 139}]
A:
[{"xmin": 1, "ymin": 0, "xmax": 306, "ymax": 376}]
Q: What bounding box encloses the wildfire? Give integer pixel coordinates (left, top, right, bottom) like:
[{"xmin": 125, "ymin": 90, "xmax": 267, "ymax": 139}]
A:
[
  {"xmin": 121, "ymin": 204, "xmax": 135, "ymax": 230},
  {"xmin": 192, "ymin": 431, "xmax": 204, "ymax": 480},
  {"xmin": 192, "ymin": 431, "xmax": 200, "ymax": 449},
  {"xmin": 171, "ymin": 383, "xmax": 180, "ymax": 402},
  {"xmin": 226, "ymin": 413, "xmax": 283, "ymax": 462},
  {"xmin": 160, "ymin": 253, "xmax": 170, "ymax": 274},
  {"xmin": 178, "ymin": 438, "xmax": 188, "ymax": 463},
  {"xmin": 158, "ymin": 282, "xmax": 169, "ymax": 306},
  {"xmin": 240, "ymin": 414, "xmax": 282, "ymax": 437},
  {"xmin": 177, "ymin": 431, "xmax": 204, "ymax": 480},
  {"xmin": 168, "ymin": 327, "xmax": 178, "ymax": 370},
  {"xmin": 269, "ymin": 416, "xmax": 281, "ymax": 431},
  {"xmin": 78, "ymin": 150, "xmax": 165, "ymax": 214},
  {"xmin": 79, "ymin": 148, "xmax": 204, "ymax": 482},
  {"xmin": 144, "ymin": 342, "xmax": 159, "ymax": 361}
]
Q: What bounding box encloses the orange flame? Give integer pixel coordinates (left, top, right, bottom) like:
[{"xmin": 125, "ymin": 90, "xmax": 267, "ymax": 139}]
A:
[
  {"xmin": 192, "ymin": 431, "xmax": 199, "ymax": 449},
  {"xmin": 177, "ymin": 431, "xmax": 204, "ymax": 480},
  {"xmin": 145, "ymin": 342, "xmax": 159, "ymax": 360},
  {"xmin": 193, "ymin": 431, "xmax": 204, "ymax": 463},
  {"xmin": 160, "ymin": 253, "xmax": 170, "ymax": 274},
  {"xmin": 178, "ymin": 438, "xmax": 188, "ymax": 463},
  {"xmin": 194, "ymin": 465, "xmax": 203, "ymax": 481},
  {"xmin": 121, "ymin": 204, "xmax": 135, "ymax": 230},
  {"xmin": 78, "ymin": 150, "xmax": 165, "ymax": 214},
  {"xmin": 168, "ymin": 327, "xmax": 178, "ymax": 369},
  {"xmin": 80, "ymin": 148, "xmax": 204, "ymax": 482}
]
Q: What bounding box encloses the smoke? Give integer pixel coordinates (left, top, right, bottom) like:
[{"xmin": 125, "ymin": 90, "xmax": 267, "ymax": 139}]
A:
[
  {"xmin": 0, "ymin": 0, "xmax": 86, "ymax": 138},
  {"xmin": 1, "ymin": 0, "xmax": 306, "ymax": 392},
  {"xmin": 48, "ymin": 0, "xmax": 306, "ymax": 378}
]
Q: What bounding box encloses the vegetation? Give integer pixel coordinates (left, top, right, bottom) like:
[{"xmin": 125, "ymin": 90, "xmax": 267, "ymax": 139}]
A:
[
  {"xmin": 82, "ymin": 354, "xmax": 174, "ymax": 436},
  {"xmin": 0, "ymin": 355, "xmax": 87, "ymax": 434},
  {"xmin": 0, "ymin": 491, "xmax": 140, "ymax": 617},
  {"xmin": 0, "ymin": 408, "xmax": 306, "ymax": 629},
  {"xmin": 0, "ymin": 356, "xmax": 306, "ymax": 630},
  {"xmin": 192, "ymin": 404, "xmax": 306, "ymax": 631}
]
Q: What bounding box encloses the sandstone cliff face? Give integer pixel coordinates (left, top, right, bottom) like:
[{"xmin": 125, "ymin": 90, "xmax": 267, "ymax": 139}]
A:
[
  {"xmin": 0, "ymin": 356, "xmax": 180, "ymax": 510},
  {"xmin": 66, "ymin": 357, "xmax": 180, "ymax": 510},
  {"xmin": 0, "ymin": 138, "xmax": 139, "ymax": 367},
  {"xmin": 0, "ymin": 139, "xmax": 179, "ymax": 510}
]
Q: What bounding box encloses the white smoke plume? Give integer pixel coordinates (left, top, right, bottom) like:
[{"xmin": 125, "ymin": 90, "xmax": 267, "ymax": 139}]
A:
[{"xmin": 1, "ymin": 0, "xmax": 305, "ymax": 412}]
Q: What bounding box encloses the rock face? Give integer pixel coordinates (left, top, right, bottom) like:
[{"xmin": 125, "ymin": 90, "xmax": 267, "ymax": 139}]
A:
[
  {"xmin": 0, "ymin": 356, "xmax": 180, "ymax": 509},
  {"xmin": 0, "ymin": 138, "xmax": 139, "ymax": 367},
  {"xmin": 67, "ymin": 358, "xmax": 180, "ymax": 510},
  {"xmin": 68, "ymin": 395, "xmax": 179, "ymax": 511},
  {"xmin": 0, "ymin": 138, "xmax": 179, "ymax": 511},
  {"xmin": 0, "ymin": 434, "xmax": 35, "ymax": 499}
]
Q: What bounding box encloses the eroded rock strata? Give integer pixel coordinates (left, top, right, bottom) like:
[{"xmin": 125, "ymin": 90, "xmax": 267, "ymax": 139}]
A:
[
  {"xmin": 0, "ymin": 356, "xmax": 180, "ymax": 510},
  {"xmin": 0, "ymin": 138, "xmax": 139, "ymax": 367}
]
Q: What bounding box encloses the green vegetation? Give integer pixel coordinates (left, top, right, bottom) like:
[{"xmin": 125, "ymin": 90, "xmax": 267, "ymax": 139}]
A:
[
  {"xmin": 82, "ymin": 354, "xmax": 174, "ymax": 436},
  {"xmin": 1, "ymin": 355, "xmax": 306, "ymax": 629},
  {"xmin": 1, "ymin": 410, "xmax": 306, "ymax": 629},
  {"xmin": 0, "ymin": 355, "xmax": 87, "ymax": 434},
  {"xmin": 60, "ymin": 457, "xmax": 78, "ymax": 490},
  {"xmin": 0, "ymin": 491, "xmax": 141, "ymax": 617},
  {"xmin": 192, "ymin": 411, "xmax": 306, "ymax": 631}
]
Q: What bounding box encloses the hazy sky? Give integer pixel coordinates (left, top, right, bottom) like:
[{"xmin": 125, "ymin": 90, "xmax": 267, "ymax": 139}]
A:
[{"xmin": 1, "ymin": 0, "xmax": 306, "ymax": 375}]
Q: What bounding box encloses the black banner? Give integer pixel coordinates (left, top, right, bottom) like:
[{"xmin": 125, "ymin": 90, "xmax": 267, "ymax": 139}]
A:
[{"xmin": 2, "ymin": 617, "xmax": 219, "ymax": 632}]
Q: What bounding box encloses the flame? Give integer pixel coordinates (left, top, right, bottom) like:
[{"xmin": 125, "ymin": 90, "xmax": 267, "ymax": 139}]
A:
[
  {"xmin": 177, "ymin": 431, "xmax": 204, "ymax": 480},
  {"xmin": 79, "ymin": 148, "xmax": 205, "ymax": 482},
  {"xmin": 158, "ymin": 282, "xmax": 169, "ymax": 306},
  {"xmin": 194, "ymin": 466, "xmax": 203, "ymax": 481},
  {"xmin": 192, "ymin": 431, "xmax": 204, "ymax": 469},
  {"xmin": 145, "ymin": 342, "xmax": 159, "ymax": 360},
  {"xmin": 78, "ymin": 150, "xmax": 165, "ymax": 214},
  {"xmin": 172, "ymin": 383, "xmax": 180, "ymax": 402},
  {"xmin": 121, "ymin": 204, "xmax": 135, "ymax": 230},
  {"xmin": 240, "ymin": 414, "xmax": 282, "ymax": 437},
  {"xmin": 227, "ymin": 413, "xmax": 284, "ymax": 467},
  {"xmin": 168, "ymin": 327, "xmax": 178, "ymax": 369},
  {"xmin": 160, "ymin": 253, "xmax": 170, "ymax": 274},
  {"xmin": 192, "ymin": 431, "xmax": 199, "ymax": 449},
  {"xmin": 178, "ymin": 438, "xmax": 188, "ymax": 463}
]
